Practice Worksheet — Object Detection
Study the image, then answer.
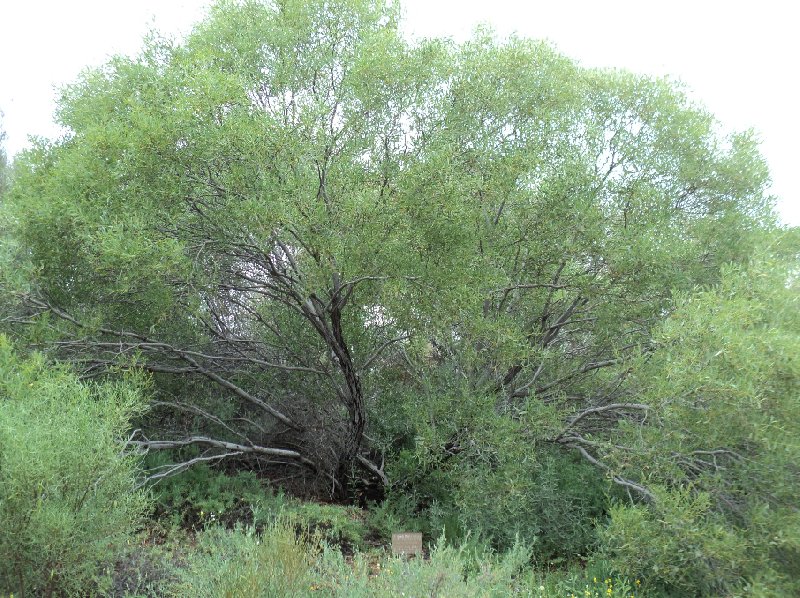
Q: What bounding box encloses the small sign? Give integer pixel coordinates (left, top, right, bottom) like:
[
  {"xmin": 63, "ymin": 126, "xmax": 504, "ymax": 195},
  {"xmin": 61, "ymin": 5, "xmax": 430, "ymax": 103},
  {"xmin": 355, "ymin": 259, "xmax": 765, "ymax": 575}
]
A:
[{"xmin": 392, "ymin": 532, "xmax": 423, "ymax": 557}]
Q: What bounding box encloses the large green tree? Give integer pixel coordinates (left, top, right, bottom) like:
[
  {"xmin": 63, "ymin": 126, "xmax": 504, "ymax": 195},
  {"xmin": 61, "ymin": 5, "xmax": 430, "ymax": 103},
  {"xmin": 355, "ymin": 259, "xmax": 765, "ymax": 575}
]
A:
[{"xmin": 3, "ymin": 0, "xmax": 779, "ymax": 502}]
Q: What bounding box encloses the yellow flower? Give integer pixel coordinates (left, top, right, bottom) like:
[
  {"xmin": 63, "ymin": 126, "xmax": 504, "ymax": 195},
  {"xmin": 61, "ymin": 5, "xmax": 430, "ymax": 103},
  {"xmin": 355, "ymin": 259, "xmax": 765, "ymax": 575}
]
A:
[{"xmin": 593, "ymin": 577, "xmax": 598, "ymax": 583}]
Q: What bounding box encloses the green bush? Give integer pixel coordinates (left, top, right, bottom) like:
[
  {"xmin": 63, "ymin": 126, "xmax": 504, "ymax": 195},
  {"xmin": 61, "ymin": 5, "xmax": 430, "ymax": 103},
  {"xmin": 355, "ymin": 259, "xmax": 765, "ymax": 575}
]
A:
[
  {"xmin": 596, "ymin": 257, "xmax": 800, "ymax": 596},
  {"xmin": 151, "ymin": 460, "xmax": 266, "ymax": 528},
  {"xmin": 152, "ymin": 461, "xmax": 371, "ymax": 551},
  {"xmin": 599, "ymin": 487, "xmax": 749, "ymax": 596},
  {"xmin": 364, "ymin": 492, "xmax": 425, "ymax": 542},
  {"xmin": 170, "ymin": 521, "xmax": 316, "ymax": 597},
  {"xmin": 452, "ymin": 447, "xmax": 609, "ymax": 559},
  {"xmin": 281, "ymin": 501, "xmax": 369, "ymax": 551},
  {"xmin": 317, "ymin": 535, "xmax": 532, "ymax": 597},
  {"xmin": 522, "ymin": 560, "xmax": 647, "ymax": 598},
  {"xmin": 385, "ymin": 403, "xmax": 608, "ymax": 558},
  {"xmin": 0, "ymin": 336, "xmax": 150, "ymax": 596}
]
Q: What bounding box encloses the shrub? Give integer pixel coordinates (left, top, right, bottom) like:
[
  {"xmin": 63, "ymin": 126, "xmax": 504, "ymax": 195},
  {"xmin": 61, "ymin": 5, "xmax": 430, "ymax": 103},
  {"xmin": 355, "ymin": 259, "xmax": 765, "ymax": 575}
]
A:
[
  {"xmin": 170, "ymin": 520, "xmax": 315, "ymax": 597},
  {"xmin": 280, "ymin": 501, "xmax": 368, "ymax": 551},
  {"xmin": 453, "ymin": 446, "xmax": 609, "ymax": 558},
  {"xmin": 150, "ymin": 460, "xmax": 266, "ymax": 528},
  {"xmin": 0, "ymin": 336, "xmax": 150, "ymax": 596},
  {"xmin": 597, "ymin": 258, "xmax": 800, "ymax": 596},
  {"xmin": 599, "ymin": 487, "xmax": 749, "ymax": 596},
  {"xmin": 386, "ymin": 402, "xmax": 608, "ymax": 558},
  {"xmin": 317, "ymin": 535, "xmax": 532, "ymax": 597}
]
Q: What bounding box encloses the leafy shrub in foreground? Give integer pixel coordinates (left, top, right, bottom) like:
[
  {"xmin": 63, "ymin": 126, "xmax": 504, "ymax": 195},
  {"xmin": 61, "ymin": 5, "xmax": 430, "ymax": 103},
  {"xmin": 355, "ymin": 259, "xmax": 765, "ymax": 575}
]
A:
[
  {"xmin": 316, "ymin": 535, "xmax": 532, "ymax": 597},
  {"xmin": 0, "ymin": 336, "xmax": 150, "ymax": 596},
  {"xmin": 599, "ymin": 487, "xmax": 748, "ymax": 596},
  {"xmin": 597, "ymin": 257, "xmax": 800, "ymax": 596},
  {"xmin": 170, "ymin": 520, "xmax": 315, "ymax": 598}
]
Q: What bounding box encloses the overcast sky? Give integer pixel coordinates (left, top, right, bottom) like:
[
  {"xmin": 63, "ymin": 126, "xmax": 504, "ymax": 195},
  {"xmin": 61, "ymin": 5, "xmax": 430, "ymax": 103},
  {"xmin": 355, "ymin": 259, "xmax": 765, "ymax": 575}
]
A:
[{"xmin": 1, "ymin": 0, "xmax": 796, "ymax": 225}]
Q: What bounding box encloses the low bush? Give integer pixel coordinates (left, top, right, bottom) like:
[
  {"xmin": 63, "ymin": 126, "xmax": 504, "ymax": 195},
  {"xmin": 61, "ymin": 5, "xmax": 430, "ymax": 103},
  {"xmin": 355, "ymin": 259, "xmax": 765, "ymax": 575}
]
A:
[
  {"xmin": 280, "ymin": 501, "xmax": 369, "ymax": 551},
  {"xmin": 316, "ymin": 535, "xmax": 532, "ymax": 597},
  {"xmin": 170, "ymin": 520, "xmax": 316, "ymax": 597},
  {"xmin": 599, "ymin": 487, "xmax": 749, "ymax": 596},
  {"xmin": 150, "ymin": 460, "xmax": 266, "ymax": 528}
]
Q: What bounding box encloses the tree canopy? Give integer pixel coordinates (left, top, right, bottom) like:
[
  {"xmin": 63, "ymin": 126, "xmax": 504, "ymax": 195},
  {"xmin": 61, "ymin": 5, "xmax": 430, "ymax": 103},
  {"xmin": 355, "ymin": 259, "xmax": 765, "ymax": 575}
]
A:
[{"xmin": 2, "ymin": 1, "xmax": 798, "ymax": 591}]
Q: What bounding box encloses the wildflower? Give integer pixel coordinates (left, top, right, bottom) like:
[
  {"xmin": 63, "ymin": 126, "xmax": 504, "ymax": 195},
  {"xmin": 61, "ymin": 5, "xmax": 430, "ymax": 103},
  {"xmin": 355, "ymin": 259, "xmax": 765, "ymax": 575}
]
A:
[
  {"xmin": 606, "ymin": 589, "xmax": 612, "ymax": 596},
  {"xmin": 593, "ymin": 577, "xmax": 598, "ymax": 583},
  {"xmin": 635, "ymin": 580, "xmax": 641, "ymax": 586}
]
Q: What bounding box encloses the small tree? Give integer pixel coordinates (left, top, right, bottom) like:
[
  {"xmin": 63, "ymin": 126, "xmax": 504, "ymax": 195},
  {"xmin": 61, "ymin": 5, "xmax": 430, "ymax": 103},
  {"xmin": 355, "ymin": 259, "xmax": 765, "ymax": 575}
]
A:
[{"xmin": 0, "ymin": 336, "xmax": 150, "ymax": 596}]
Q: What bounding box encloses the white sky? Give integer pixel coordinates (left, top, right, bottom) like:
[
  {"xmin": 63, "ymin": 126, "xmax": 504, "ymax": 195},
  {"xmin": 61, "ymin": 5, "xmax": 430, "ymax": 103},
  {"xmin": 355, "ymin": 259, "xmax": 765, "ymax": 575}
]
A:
[{"xmin": 1, "ymin": 0, "xmax": 797, "ymax": 225}]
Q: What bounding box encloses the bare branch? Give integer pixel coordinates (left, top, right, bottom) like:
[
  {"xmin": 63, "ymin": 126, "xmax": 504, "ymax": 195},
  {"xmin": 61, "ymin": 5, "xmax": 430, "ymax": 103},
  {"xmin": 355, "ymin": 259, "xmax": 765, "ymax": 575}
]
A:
[
  {"xmin": 129, "ymin": 435, "xmax": 318, "ymax": 468},
  {"xmin": 356, "ymin": 454, "xmax": 389, "ymax": 487}
]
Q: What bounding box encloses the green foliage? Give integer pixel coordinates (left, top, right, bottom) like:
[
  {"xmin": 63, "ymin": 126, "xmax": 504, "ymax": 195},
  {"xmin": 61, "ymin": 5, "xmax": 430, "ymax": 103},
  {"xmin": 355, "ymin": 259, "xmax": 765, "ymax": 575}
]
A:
[
  {"xmin": 316, "ymin": 535, "xmax": 533, "ymax": 597},
  {"xmin": 108, "ymin": 530, "xmax": 186, "ymax": 598},
  {"xmin": 0, "ymin": 115, "xmax": 8, "ymax": 198},
  {"xmin": 597, "ymin": 251, "xmax": 800, "ymax": 596},
  {"xmin": 451, "ymin": 447, "xmax": 610, "ymax": 558},
  {"xmin": 379, "ymin": 380, "xmax": 608, "ymax": 556},
  {"xmin": 170, "ymin": 521, "xmax": 316, "ymax": 598},
  {"xmin": 152, "ymin": 462, "xmax": 371, "ymax": 549},
  {"xmin": 0, "ymin": 0, "xmax": 794, "ymax": 592},
  {"xmin": 0, "ymin": 335, "xmax": 150, "ymax": 596},
  {"xmin": 4, "ymin": 0, "xmax": 775, "ymax": 436},
  {"xmin": 524, "ymin": 561, "xmax": 648, "ymax": 598},
  {"xmin": 109, "ymin": 514, "xmax": 664, "ymax": 598},
  {"xmin": 279, "ymin": 501, "xmax": 369, "ymax": 551},
  {"xmin": 362, "ymin": 493, "xmax": 422, "ymax": 541},
  {"xmin": 167, "ymin": 524, "xmax": 650, "ymax": 597},
  {"xmin": 151, "ymin": 461, "xmax": 266, "ymax": 528},
  {"xmin": 390, "ymin": 445, "xmax": 610, "ymax": 558},
  {"xmin": 600, "ymin": 488, "xmax": 748, "ymax": 596}
]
